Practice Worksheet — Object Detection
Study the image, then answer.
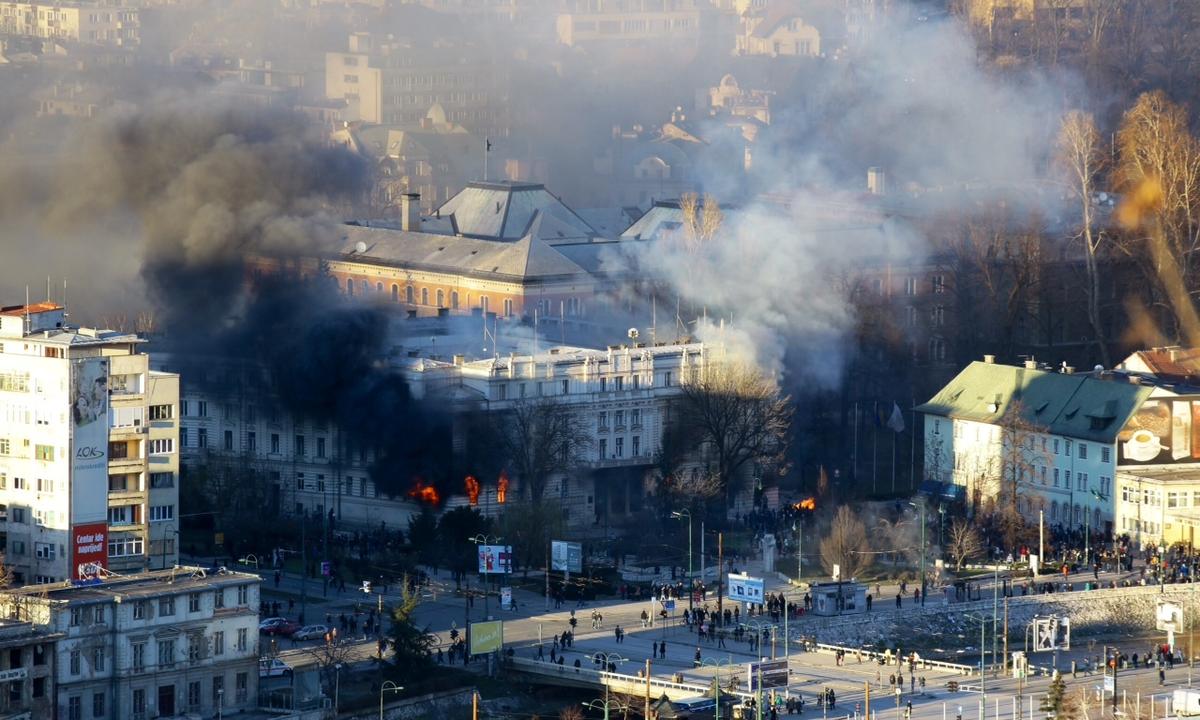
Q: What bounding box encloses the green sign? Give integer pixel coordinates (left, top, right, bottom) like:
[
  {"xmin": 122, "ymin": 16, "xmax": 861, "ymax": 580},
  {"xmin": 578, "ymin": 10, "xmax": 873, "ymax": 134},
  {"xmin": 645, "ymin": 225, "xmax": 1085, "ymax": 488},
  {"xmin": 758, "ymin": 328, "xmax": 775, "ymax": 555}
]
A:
[{"xmin": 470, "ymin": 620, "xmax": 503, "ymax": 655}]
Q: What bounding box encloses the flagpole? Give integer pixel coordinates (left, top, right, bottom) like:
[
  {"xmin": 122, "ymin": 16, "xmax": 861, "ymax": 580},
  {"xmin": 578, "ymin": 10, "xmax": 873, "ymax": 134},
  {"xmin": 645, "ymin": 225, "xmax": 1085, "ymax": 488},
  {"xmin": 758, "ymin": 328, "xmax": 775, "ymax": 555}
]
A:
[
  {"xmin": 910, "ymin": 400, "xmax": 916, "ymax": 491},
  {"xmin": 891, "ymin": 422, "xmax": 897, "ymax": 493},
  {"xmin": 853, "ymin": 401, "xmax": 859, "ymax": 484}
]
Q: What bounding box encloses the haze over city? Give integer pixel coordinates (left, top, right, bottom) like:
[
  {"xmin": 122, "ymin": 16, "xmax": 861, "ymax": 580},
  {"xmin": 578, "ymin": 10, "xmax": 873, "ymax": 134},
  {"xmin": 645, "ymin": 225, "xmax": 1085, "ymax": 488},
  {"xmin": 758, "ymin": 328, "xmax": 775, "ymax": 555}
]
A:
[{"xmin": 1, "ymin": 1, "xmax": 1200, "ymax": 719}]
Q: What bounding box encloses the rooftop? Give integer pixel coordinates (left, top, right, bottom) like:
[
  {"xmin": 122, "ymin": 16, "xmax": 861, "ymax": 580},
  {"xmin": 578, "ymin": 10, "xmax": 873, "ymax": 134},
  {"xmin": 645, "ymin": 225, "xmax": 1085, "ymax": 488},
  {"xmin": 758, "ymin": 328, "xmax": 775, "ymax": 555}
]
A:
[
  {"xmin": 1, "ymin": 566, "xmax": 260, "ymax": 604},
  {"xmin": 425, "ymin": 180, "xmax": 598, "ymax": 242},
  {"xmin": 916, "ymin": 360, "xmax": 1155, "ymax": 443},
  {"xmin": 0, "ymin": 302, "xmax": 62, "ymax": 317}
]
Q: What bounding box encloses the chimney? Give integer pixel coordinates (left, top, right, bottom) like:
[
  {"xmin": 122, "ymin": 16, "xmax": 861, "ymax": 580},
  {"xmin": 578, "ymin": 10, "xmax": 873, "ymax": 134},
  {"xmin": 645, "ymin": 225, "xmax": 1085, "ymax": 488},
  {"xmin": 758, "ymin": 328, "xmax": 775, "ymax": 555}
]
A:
[
  {"xmin": 983, "ymin": 354, "xmax": 995, "ymax": 364},
  {"xmin": 1064, "ymin": 366, "xmax": 1075, "ymax": 375},
  {"xmin": 453, "ymin": 354, "xmax": 465, "ymax": 366},
  {"xmin": 401, "ymin": 193, "xmax": 421, "ymax": 232},
  {"xmin": 867, "ymin": 167, "xmax": 887, "ymax": 195},
  {"xmin": 1024, "ymin": 360, "xmax": 1038, "ymax": 370}
]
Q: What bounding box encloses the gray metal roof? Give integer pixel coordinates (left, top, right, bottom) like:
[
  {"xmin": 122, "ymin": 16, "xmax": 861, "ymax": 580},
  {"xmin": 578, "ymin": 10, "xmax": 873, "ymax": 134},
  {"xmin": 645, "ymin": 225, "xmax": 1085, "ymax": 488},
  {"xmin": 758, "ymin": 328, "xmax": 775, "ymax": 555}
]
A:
[{"xmin": 432, "ymin": 181, "xmax": 597, "ymax": 241}]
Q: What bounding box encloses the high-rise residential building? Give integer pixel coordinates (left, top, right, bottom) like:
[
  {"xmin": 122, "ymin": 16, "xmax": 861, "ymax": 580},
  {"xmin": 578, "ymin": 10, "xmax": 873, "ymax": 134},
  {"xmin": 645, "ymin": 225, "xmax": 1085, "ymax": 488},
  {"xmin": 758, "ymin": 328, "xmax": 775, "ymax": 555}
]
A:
[{"xmin": 0, "ymin": 303, "xmax": 179, "ymax": 585}]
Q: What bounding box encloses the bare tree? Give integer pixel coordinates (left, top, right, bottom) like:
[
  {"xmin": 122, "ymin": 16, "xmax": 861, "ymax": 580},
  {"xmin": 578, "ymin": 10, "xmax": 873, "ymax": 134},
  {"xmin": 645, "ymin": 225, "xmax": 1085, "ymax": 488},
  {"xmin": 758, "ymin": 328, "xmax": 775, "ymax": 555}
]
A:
[
  {"xmin": 1057, "ymin": 110, "xmax": 1111, "ymax": 367},
  {"xmin": 1115, "ymin": 90, "xmax": 1200, "ymax": 343},
  {"xmin": 491, "ymin": 397, "xmax": 592, "ymax": 505},
  {"xmin": 306, "ymin": 630, "xmax": 357, "ymax": 700},
  {"xmin": 987, "ymin": 401, "xmax": 1051, "ymax": 549},
  {"xmin": 819, "ymin": 506, "xmax": 873, "ymax": 580},
  {"xmin": 650, "ymin": 400, "xmax": 716, "ymax": 513},
  {"xmin": 679, "ymin": 360, "xmax": 792, "ymax": 504},
  {"xmin": 679, "ymin": 192, "xmax": 723, "ymax": 255},
  {"xmin": 876, "ymin": 517, "xmax": 912, "ymax": 568},
  {"xmin": 947, "ymin": 519, "xmax": 985, "ymax": 571}
]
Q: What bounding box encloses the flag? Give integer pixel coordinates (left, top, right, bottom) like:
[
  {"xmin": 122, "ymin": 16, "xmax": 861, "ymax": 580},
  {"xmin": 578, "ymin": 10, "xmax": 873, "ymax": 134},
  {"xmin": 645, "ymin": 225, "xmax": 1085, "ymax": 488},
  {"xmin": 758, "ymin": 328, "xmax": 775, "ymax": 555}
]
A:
[{"xmin": 887, "ymin": 402, "xmax": 906, "ymax": 433}]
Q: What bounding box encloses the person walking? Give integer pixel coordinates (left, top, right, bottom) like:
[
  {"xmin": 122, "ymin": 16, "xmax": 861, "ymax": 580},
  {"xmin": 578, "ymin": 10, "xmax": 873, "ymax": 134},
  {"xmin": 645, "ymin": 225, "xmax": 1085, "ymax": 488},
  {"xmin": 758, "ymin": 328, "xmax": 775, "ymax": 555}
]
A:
[{"xmin": 694, "ymin": 647, "xmax": 702, "ymax": 667}]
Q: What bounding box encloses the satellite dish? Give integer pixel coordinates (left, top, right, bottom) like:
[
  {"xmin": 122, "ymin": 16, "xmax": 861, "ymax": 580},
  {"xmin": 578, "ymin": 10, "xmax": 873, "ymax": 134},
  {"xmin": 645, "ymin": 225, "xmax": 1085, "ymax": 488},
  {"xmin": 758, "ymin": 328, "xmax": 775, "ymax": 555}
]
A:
[
  {"xmin": 354, "ymin": 241, "xmax": 367, "ymax": 254},
  {"xmin": 628, "ymin": 328, "xmax": 639, "ymax": 339}
]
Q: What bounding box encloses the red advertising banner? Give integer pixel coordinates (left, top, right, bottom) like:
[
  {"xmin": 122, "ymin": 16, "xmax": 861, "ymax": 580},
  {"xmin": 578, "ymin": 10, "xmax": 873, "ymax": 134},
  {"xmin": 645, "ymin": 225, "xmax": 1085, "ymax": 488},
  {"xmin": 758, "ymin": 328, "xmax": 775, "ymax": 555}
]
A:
[{"xmin": 72, "ymin": 523, "xmax": 107, "ymax": 580}]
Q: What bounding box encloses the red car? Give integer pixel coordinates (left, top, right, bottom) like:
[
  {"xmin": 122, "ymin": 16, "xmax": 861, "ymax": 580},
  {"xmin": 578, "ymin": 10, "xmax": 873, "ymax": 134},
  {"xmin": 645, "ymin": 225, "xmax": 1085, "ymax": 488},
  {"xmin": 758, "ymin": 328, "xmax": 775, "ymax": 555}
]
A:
[{"xmin": 258, "ymin": 617, "xmax": 301, "ymax": 637}]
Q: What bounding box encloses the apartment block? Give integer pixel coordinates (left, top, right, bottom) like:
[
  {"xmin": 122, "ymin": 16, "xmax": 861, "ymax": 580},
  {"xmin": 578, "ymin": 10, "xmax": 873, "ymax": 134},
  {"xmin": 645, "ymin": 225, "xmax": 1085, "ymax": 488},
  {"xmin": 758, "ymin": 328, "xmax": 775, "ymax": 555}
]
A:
[
  {"xmin": 0, "ymin": 303, "xmax": 179, "ymax": 585},
  {"xmin": 0, "ymin": 1, "xmax": 139, "ymax": 47},
  {"xmin": 555, "ymin": 0, "xmax": 702, "ymax": 47},
  {"xmin": 0, "ymin": 567, "xmax": 260, "ymax": 720}
]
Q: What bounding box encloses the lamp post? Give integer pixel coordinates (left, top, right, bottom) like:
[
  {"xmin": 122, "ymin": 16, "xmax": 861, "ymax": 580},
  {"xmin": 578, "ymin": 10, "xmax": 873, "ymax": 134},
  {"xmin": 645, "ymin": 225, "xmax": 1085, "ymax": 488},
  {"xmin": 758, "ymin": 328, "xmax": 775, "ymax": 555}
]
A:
[
  {"xmin": 468, "ymin": 533, "xmax": 503, "ymax": 620},
  {"xmin": 379, "ymin": 681, "xmax": 404, "ymax": 719},
  {"xmin": 334, "ymin": 662, "xmax": 343, "ymax": 715},
  {"xmin": 938, "ymin": 505, "xmax": 946, "ymax": 551},
  {"xmin": 582, "ymin": 698, "xmax": 628, "ymax": 720},
  {"xmin": 217, "ymin": 688, "xmax": 223, "ymax": 720},
  {"xmin": 909, "ymin": 502, "xmax": 926, "ymax": 605},
  {"xmin": 672, "ymin": 510, "xmax": 694, "ymax": 612},
  {"xmin": 965, "ymin": 613, "xmax": 987, "ymax": 720},
  {"xmin": 591, "ymin": 652, "xmax": 628, "ymax": 709},
  {"xmin": 701, "ymin": 656, "xmax": 738, "ymax": 720}
]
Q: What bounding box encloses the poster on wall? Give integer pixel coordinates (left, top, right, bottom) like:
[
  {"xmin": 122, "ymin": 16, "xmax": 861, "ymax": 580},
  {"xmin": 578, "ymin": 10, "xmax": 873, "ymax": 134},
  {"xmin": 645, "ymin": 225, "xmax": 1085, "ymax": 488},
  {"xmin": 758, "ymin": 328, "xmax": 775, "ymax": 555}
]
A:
[
  {"xmin": 1118, "ymin": 396, "xmax": 1200, "ymax": 465},
  {"xmin": 72, "ymin": 523, "xmax": 107, "ymax": 581}
]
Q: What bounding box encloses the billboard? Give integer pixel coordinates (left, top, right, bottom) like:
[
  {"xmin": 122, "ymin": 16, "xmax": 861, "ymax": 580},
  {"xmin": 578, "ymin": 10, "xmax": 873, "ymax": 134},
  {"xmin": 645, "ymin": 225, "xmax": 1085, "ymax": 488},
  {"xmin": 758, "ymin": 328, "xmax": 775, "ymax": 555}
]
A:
[
  {"xmin": 551, "ymin": 541, "xmax": 583, "ymax": 573},
  {"xmin": 1119, "ymin": 397, "xmax": 1200, "ymax": 465},
  {"xmin": 477, "ymin": 545, "xmax": 512, "ymax": 574},
  {"xmin": 469, "ymin": 620, "xmax": 503, "ymax": 655},
  {"xmin": 728, "ymin": 573, "xmax": 765, "ymax": 604},
  {"xmin": 1032, "ymin": 616, "xmax": 1070, "ymax": 652},
  {"xmin": 70, "ymin": 358, "xmax": 109, "ymax": 523},
  {"xmin": 72, "ymin": 523, "xmax": 107, "ymax": 581},
  {"xmin": 746, "ymin": 659, "xmax": 789, "ymax": 691}
]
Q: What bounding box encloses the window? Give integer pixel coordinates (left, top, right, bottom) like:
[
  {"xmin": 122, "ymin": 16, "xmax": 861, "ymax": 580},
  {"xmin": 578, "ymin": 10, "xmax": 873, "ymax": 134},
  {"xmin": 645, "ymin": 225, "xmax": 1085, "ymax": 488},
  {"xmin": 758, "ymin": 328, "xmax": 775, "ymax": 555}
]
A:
[
  {"xmin": 150, "ymin": 472, "xmax": 173, "ymax": 489},
  {"xmin": 159, "ymin": 596, "xmax": 175, "ymax": 616},
  {"xmin": 214, "ymin": 589, "xmax": 225, "ymax": 609},
  {"xmin": 664, "ymin": 371, "xmax": 672, "ymax": 387},
  {"xmin": 406, "ymin": 286, "xmax": 415, "ymax": 304},
  {"xmin": 150, "ymin": 505, "xmax": 174, "ymax": 522},
  {"xmin": 345, "ymin": 278, "xmax": 354, "ymax": 296},
  {"xmin": 236, "ymin": 627, "xmax": 248, "ymax": 652},
  {"xmin": 615, "ymin": 377, "xmax": 624, "ymax": 391},
  {"xmin": 928, "ymin": 337, "xmax": 946, "ymax": 361},
  {"xmin": 631, "ymin": 409, "xmax": 641, "ymax": 427},
  {"xmin": 600, "ymin": 378, "xmax": 607, "ymax": 392},
  {"xmin": 132, "ymin": 689, "xmax": 145, "ymax": 716},
  {"xmin": 1053, "ymin": 468, "xmax": 1060, "ymax": 487},
  {"xmin": 421, "ymin": 288, "xmax": 429, "ymax": 305},
  {"xmin": 905, "ymin": 277, "xmax": 917, "ymax": 295},
  {"xmin": 632, "ymin": 436, "xmax": 641, "ymax": 456},
  {"xmin": 1102, "ymin": 446, "xmax": 1111, "ymax": 463},
  {"xmin": 68, "ymin": 696, "xmax": 81, "ymax": 720},
  {"xmin": 34, "ymin": 542, "xmax": 54, "ymax": 559},
  {"xmin": 133, "ymin": 601, "xmax": 146, "ymax": 620},
  {"xmin": 561, "ymin": 379, "xmax": 569, "ymax": 394},
  {"xmin": 504, "ymin": 298, "xmax": 513, "ymax": 316},
  {"xmin": 107, "ymin": 506, "xmax": 133, "ymax": 525},
  {"xmin": 237, "ymin": 584, "xmax": 249, "ymax": 605},
  {"xmin": 599, "ymin": 438, "xmax": 607, "ymax": 459},
  {"xmin": 598, "ymin": 412, "xmax": 607, "ymax": 430},
  {"xmin": 236, "ymin": 672, "xmax": 248, "ymax": 703},
  {"xmin": 223, "ymin": 430, "xmax": 233, "ymax": 451},
  {"xmin": 188, "ymin": 636, "xmax": 201, "ymax": 663},
  {"xmin": 188, "ymin": 593, "xmax": 200, "ymax": 613},
  {"xmin": 270, "ymin": 433, "xmax": 279, "ymax": 454},
  {"xmin": 157, "ymin": 639, "xmax": 176, "ymax": 669},
  {"xmin": 295, "ymin": 435, "xmax": 305, "ymax": 456},
  {"xmin": 149, "ymin": 405, "xmax": 173, "ymax": 420},
  {"xmin": 317, "ymin": 437, "xmax": 326, "ymax": 458},
  {"xmin": 931, "ymin": 305, "xmax": 945, "ymax": 327},
  {"xmin": 481, "ymin": 296, "xmax": 489, "ymax": 314},
  {"xmin": 436, "ymin": 289, "xmax": 445, "ymax": 307},
  {"xmin": 451, "ymin": 291, "xmax": 459, "ymax": 309},
  {"xmin": 213, "ymin": 631, "xmax": 224, "ymax": 656},
  {"xmin": 93, "ymin": 646, "xmax": 105, "ymax": 672},
  {"xmin": 247, "ymin": 432, "xmax": 256, "ymax": 452},
  {"xmin": 615, "ymin": 437, "xmax": 624, "ymax": 458},
  {"xmin": 932, "ymin": 275, "xmax": 946, "ymax": 294},
  {"xmin": 180, "ymin": 428, "xmax": 189, "ymax": 447},
  {"xmin": 615, "ymin": 410, "xmax": 624, "ymax": 428},
  {"xmin": 34, "ymin": 444, "xmax": 53, "ymax": 461},
  {"xmin": 149, "ymin": 438, "xmax": 174, "ymax": 455},
  {"xmin": 197, "ymin": 428, "xmax": 207, "ymax": 448},
  {"xmin": 70, "ymin": 649, "xmax": 81, "ymax": 674},
  {"xmin": 188, "ymin": 680, "xmax": 201, "ymax": 710},
  {"xmin": 1053, "ymin": 439, "xmax": 1060, "ymax": 454}
]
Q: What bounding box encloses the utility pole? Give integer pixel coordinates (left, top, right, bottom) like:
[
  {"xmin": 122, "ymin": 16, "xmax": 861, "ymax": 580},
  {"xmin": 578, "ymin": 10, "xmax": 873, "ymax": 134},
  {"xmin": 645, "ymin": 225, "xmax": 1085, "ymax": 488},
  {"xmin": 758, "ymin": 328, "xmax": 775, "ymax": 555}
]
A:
[
  {"xmin": 700, "ymin": 520, "xmax": 705, "ymax": 601},
  {"xmin": 717, "ymin": 533, "xmax": 724, "ymax": 623},
  {"xmin": 645, "ymin": 659, "xmax": 651, "ymax": 720},
  {"xmin": 1003, "ymin": 597, "xmax": 1009, "ymax": 674}
]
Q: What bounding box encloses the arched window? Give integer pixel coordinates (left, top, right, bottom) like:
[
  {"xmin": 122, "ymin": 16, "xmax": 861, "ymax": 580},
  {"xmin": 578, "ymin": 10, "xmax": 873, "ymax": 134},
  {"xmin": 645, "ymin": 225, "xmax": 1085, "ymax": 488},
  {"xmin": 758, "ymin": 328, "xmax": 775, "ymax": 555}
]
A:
[
  {"xmin": 376, "ymin": 282, "xmax": 383, "ymax": 293},
  {"xmin": 391, "ymin": 284, "xmax": 399, "ymax": 302},
  {"xmin": 436, "ymin": 290, "xmax": 444, "ymax": 308},
  {"xmin": 1050, "ymin": 501, "xmax": 1058, "ymax": 521},
  {"xmin": 360, "ymin": 280, "xmax": 369, "ymax": 295},
  {"xmin": 406, "ymin": 286, "xmax": 414, "ymax": 304},
  {"xmin": 451, "ymin": 291, "xmax": 459, "ymax": 309},
  {"xmin": 346, "ymin": 278, "xmax": 354, "ymax": 296},
  {"xmin": 421, "ymin": 288, "xmax": 429, "ymax": 305},
  {"xmin": 1093, "ymin": 508, "xmax": 1101, "ymax": 530},
  {"xmin": 503, "ymin": 298, "xmax": 513, "ymax": 317}
]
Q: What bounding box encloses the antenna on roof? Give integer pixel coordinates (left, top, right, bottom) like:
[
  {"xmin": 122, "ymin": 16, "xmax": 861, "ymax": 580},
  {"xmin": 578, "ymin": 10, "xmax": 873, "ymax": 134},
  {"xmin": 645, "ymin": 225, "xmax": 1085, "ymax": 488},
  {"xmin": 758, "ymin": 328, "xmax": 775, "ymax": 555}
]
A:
[
  {"xmin": 23, "ymin": 286, "xmax": 29, "ymax": 335},
  {"xmin": 63, "ymin": 279, "xmax": 68, "ymax": 319}
]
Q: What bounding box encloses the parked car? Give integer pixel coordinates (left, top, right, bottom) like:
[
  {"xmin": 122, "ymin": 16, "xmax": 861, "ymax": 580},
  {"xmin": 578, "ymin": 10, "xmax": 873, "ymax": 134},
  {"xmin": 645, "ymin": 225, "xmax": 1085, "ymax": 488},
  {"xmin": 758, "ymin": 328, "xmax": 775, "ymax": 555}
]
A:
[
  {"xmin": 259, "ymin": 657, "xmax": 292, "ymax": 678},
  {"xmin": 291, "ymin": 624, "xmax": 331, "ymax": 641},
  {"xmin": 259, "ymin": 618, "xmax": 300, "ymax": 636}
]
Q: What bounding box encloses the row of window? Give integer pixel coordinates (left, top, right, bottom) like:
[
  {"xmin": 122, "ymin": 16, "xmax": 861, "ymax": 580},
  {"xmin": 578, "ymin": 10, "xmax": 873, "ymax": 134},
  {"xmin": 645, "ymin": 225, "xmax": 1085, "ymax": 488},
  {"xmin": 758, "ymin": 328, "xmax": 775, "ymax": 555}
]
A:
[
  {"xmin": 597, "ymin": 435, "xmax": 642, "ymax": 460},
  {"xmin": 597, "ymin": 409, "xmax": 642, "ymax": 430},
  {"xmin": 952, "ymin": 424, "xmax": 1114, "ymax": 464},
  {"xmin": 67, "ymin": 673, "xmax": 249, "ymax": 720},
  {"xmin": 341, "ymin": 277, "xmax": 533, "ymax": 317},
  {"xmin": 184, "ymin": 428, "xmax": 341, "ymax": 460},
  {"xmin": 495, "ymin": 371, "xmax": 671, "ymax": 401},
  {"xmin": 295, "ymin": 473, "xmax": 376, "ymax": 499}
]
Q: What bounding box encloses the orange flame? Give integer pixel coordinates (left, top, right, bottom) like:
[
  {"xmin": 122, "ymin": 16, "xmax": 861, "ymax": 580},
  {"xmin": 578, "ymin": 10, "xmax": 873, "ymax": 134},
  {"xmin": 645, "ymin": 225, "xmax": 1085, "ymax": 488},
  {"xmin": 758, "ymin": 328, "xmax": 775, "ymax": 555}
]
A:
[
  {"xmin": 465, "ymin": 476, "xmax": 480, "ymax": 505},
  {"xmin": 794, "ymin": 497, "xmax": 816, "ymax": 511},
  {"xmin": 497, "ymin": 471, "xmax": 509, "ymax": 504},
  {"xmin": 407, "ymin": 480, "xmax": 441, "ymax": 505}
]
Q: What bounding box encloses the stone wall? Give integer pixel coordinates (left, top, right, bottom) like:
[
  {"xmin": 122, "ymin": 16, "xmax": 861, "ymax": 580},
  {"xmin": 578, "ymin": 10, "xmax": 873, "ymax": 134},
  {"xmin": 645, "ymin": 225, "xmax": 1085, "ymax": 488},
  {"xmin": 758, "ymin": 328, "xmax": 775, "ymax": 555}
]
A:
[
  {"xmin": 804, "ymin": 584, "xmax": 1195, "ymax": 655},
  {"xmin": 343, "ymin": 687, "xmax": 476, "ymax": 720}
]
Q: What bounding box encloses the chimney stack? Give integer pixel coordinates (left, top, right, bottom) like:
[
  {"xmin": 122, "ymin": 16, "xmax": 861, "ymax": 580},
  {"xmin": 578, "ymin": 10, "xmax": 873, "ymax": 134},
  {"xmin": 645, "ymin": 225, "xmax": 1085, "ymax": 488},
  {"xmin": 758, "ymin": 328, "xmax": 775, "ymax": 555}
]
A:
[
  {"xmin": 401, "ymin": 193, "xmax": 421, "ymax": 232},
  {"xmin": 983, "ymin": 354, "xmax": 995, "ymax": 364},
  {"xmin": 1024, "ymin": 359, "xmax": 1038, "ymax": 370}
]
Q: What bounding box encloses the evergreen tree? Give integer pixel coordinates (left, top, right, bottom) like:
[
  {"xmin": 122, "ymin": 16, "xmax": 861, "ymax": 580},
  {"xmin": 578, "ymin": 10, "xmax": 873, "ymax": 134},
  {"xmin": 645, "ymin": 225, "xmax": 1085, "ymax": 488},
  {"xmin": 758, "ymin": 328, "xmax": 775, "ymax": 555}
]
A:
[
  {"xmin": 1040, "ymin": 673, "xmax": 1067, "ymax": 716},
  {"xmin": 387, "ymin": 575, "xmax": 435, "ymax": 676}
]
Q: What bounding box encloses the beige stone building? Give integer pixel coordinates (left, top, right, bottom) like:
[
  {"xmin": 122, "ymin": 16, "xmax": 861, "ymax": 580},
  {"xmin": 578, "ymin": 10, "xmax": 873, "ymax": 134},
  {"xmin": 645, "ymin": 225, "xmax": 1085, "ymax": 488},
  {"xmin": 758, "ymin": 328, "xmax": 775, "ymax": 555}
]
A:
[
  {"xmin": 0, "ymin": 1, "xmax": 138, "ymax": 46},
  {"xmin": 555, "ymin": 0, "xmax": 702, "ymax": 48},
  {"xmin": 735, "ymin": 2, "xmax": 822, "ymax": 57}
]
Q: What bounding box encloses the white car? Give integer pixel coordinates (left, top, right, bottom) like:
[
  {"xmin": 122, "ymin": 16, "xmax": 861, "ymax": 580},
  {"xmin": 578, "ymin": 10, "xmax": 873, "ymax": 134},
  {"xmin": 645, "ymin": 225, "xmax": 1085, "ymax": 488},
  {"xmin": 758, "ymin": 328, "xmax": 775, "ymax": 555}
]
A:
[
  {"xmin": 259, "ymin": 657, "xmax": 291, "ymax": 678},
  {"xmin": 291, "ymin": 624, "xmax": 332, "ymax": 641}
]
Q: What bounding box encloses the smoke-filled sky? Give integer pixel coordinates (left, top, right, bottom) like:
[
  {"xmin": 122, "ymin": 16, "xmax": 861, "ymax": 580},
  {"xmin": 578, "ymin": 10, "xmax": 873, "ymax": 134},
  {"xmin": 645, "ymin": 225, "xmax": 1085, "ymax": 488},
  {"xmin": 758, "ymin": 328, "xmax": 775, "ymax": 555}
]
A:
[{"xmin": 0, "ymin": 2, "xmax": 1082, "ymax": 389}]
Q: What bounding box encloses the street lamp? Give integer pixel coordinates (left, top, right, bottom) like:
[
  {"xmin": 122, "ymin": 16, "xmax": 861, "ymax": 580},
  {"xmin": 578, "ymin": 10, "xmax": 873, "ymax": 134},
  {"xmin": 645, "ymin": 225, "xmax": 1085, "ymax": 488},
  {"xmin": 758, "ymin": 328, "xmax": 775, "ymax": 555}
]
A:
[
  {"xmin": 938, "ymin": 504, "xmax": 946, "ymax": 551},
  {"xmin": 671, "ymin": 510, "xmax": 694, "ymax": 611},
  {"xmin": 591, "ymin": 652, "xmax": 628, "ymax": 709},
  {"xmin": 238, "ymin": 554, "xmax": 259, "ymax": 569},
  {"xmin": 379, "ymin": 681, "xmax": 404, "ymax": 719},
  {"xmin": 468, "ymin": 533, "xmax": 503, "ymax": 620},
  {"xmin": 909, "ymin": 502, "xmax": 926, "ymax": 605},
  {"xmin": 701, "ymin": 656, "xmax": 738, "ymax": 720},
  {"xmin": 582, "ymin": 698, "xmax": 628, "ymax": 720},
  {"xmin": 741, "ymin": 620, "xmax": 780, "ymax": 659},
  {"xmin": 334, "ymin": 662, "xmax": 343, "ymax": 715},
  {"xmin": 1086, "ymin": 488, "xmax": 1108, "ymax": 570},
  {"xmin": 216, "ymin": 688, "xmax": 223, "ymax": 720},
  {"xmin": 964, "ymin": 612, "xmax": 988, "ymax": 720}
]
